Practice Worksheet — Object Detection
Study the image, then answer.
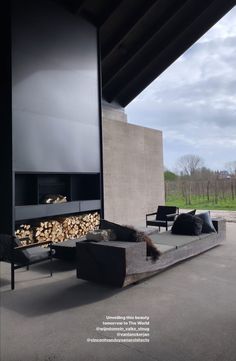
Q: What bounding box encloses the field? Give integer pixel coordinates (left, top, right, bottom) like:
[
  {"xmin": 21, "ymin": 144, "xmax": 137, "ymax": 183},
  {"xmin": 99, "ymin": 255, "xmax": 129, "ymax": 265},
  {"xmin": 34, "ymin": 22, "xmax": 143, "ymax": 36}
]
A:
[{"xmin": 166, "ymin": 194, "xmax": 236, "ymax": 211}]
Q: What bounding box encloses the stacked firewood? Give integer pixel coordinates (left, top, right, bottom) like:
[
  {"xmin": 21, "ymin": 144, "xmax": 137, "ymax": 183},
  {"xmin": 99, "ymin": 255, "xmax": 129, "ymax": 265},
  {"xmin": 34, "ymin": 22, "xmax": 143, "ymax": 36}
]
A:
[
  {"xmin": 35, "ymin": 220, "xmax": 64, "ymax": 243},
  {"xmin": 15, "ymin": 224, "xmax": 34, "ymax": 245},
  {"xmin": 15, "ymin": 212, "xmax": 100, "ymax": 244}
]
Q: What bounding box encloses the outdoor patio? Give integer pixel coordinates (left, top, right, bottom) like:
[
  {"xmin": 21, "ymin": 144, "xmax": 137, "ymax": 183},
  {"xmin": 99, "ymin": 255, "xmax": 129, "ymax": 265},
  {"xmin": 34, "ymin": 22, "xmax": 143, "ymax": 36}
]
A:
[{"xmin": 1, "ymin": 222, "xmax": 235, "ymax": 361}]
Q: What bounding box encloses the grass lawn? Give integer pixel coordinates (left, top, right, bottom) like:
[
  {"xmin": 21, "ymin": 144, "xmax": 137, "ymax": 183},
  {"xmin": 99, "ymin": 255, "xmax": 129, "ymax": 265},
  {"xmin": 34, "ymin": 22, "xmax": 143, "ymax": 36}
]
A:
[{"xmin": 166, "ymin": 195, "xmax": 236, "ymax": 211}]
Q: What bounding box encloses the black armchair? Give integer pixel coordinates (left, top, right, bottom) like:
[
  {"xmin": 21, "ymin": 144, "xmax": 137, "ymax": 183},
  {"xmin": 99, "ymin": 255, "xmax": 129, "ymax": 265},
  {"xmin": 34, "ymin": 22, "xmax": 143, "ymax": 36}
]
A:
[
  {"xmin": 0, "ymin": 234, "xmax": 53, "ymax": 290},
  {"xmin": 146, "ymin": 205, "xmax": 179, "ymax": 231}
]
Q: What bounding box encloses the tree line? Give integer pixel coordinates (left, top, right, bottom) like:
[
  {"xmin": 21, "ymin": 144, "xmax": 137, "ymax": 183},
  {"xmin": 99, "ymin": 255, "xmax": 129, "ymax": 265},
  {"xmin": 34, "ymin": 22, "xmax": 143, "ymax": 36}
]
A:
[{"xmin": 165, "ymin": 155, "xmax": 236, "ymax": 206}]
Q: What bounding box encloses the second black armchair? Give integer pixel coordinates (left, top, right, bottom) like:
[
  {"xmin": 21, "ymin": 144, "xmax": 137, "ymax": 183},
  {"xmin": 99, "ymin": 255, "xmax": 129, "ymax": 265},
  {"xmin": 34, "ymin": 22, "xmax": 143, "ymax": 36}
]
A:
[{"xmin": 146, "ymin": 205, "xmax": 179, "ymax": 231}]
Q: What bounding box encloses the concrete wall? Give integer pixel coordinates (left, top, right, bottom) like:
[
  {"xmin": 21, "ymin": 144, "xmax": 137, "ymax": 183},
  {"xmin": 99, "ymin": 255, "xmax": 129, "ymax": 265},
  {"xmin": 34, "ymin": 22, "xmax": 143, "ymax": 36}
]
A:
[
  {"xmin": 102, "ymin": 108, "xmax": 165, "ymax": 226},
  {"xmin": 102, "ymin": 100, "xmax": 128, "ymax": 123}
]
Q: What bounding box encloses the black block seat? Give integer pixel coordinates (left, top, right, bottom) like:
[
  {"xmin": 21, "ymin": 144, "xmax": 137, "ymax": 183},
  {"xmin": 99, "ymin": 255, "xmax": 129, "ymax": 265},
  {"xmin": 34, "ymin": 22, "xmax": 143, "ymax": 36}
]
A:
[
  {"xmin": 146, "ymin": 205, "xmax": 179, "ymax": 231},
  {"xmin": 0, "ymin": 234, "xmax": 53, "ymax": 290},
  {"xmin": 51, "ymin": 238, "xmax": 84, "ymax": 261}
]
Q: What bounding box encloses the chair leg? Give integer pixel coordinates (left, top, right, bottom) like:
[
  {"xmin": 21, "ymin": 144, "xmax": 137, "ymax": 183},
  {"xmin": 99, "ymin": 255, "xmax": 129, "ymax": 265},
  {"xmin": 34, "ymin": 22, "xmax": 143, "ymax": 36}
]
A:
[
  {"xmin": 26, "ymin": 265, "xmax": 29, "ymax": 270},
  {"xmin": 50, "ymin": 250, "xmax": 53, "ymax": 277},
  {"xmin": 11, "ymin": 262, "xmax": 15, "ymax": 290}
]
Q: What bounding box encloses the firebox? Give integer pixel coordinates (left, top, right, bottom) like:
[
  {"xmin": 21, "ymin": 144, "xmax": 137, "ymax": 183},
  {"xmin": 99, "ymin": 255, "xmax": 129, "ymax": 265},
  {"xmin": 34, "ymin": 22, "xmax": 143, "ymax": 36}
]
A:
[{"xmin": 15, "ymin": 172, "xmax": 101, "ymax": 219}]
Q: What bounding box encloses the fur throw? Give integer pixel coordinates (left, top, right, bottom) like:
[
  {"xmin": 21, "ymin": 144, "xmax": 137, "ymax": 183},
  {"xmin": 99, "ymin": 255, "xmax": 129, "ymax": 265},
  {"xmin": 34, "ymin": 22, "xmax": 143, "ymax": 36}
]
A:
[
  {"xmin": 125, "ymin": 226, "xmax": 161, "ymax": 261},
  {"xmin": 99, "ymin": 219, "xmax": 161, "ymax": 261}
]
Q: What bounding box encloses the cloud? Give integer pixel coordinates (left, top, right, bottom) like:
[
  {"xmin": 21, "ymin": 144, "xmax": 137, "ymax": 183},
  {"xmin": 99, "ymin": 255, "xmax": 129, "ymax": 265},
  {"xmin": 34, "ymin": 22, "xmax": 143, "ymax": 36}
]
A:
[{"xmin": 126, "ymin": 6, "xmax": 236, "ymax": 171}]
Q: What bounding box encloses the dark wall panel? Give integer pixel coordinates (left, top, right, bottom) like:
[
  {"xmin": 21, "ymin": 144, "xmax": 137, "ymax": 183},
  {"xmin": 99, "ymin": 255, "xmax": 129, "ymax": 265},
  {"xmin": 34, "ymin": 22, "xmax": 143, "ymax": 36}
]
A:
[
  {"xmin": 12, "ymin": 0, "xmax": 100, "ymax": 173},
  {"xmin": 0, "ymin": 1, "xmax": 14, "ymax": 234}
]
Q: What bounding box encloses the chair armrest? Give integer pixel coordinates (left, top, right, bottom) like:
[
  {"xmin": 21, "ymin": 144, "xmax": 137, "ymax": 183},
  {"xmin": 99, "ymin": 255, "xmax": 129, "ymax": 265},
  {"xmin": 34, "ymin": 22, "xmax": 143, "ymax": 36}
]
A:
[
  {"xmin": 146, "ymin": 212, "xmax": 157, "ymax": 218},
  {"xmin": 15, "ymin": 240, "xmax": 53, "ymax": 251},
  {"xmin": 166, "ymin": 213, "xmax": 178, "ymax": 219}
]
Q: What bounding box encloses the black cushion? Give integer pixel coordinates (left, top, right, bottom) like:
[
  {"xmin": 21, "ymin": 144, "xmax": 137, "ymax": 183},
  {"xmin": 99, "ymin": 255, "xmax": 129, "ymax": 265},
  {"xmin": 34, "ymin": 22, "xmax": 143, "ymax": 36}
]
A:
[
  {"xmin": 196, "ymin": 212, "xmax": 216, "ymax": 233},
  {"xmin": 14, "ymin": 238, "xmax": 32, "ymax": 263},
  {"xmin": 187, "ymin": 209, "xmax": 196, "ymax": 215},
  {"xmin": 171, "ymin": 213, "xmax": 203, "ymax": 236},
  {"xmin": 100, "ymin": 219, "xmax": 137, "ymax": 242}
]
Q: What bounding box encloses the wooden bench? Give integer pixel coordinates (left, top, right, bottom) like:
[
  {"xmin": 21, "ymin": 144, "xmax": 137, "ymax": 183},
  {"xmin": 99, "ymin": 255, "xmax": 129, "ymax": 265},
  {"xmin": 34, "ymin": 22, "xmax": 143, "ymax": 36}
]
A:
[{"xmin": 76, "ymin": 219, "xmax": 226, "ymax": 287}]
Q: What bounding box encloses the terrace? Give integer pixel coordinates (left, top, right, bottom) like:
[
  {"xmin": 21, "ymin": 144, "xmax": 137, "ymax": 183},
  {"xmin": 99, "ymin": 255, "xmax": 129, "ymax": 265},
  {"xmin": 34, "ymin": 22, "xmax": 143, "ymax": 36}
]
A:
[
  {"xmin": 1, "ymin": 221, "xmax": 235, "ymax": 361},
  {"xmin": 1, "ymin": 1, "xmax": 236, "ymax": 360}
]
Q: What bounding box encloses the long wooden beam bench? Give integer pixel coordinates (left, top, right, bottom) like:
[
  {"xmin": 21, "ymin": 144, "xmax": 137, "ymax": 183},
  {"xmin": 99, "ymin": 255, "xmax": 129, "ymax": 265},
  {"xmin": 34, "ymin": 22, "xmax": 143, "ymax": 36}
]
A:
[{"xmin": 76, "ymin": 219, "xmax": 226, "ymax": 287}]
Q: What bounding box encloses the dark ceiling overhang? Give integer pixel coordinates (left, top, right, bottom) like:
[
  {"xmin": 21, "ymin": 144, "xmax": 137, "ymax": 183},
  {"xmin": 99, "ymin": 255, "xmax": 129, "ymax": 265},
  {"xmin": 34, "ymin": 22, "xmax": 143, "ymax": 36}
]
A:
[{"xmin": 55, "ymin": 0, "xmax": 236, "ymax": 107}]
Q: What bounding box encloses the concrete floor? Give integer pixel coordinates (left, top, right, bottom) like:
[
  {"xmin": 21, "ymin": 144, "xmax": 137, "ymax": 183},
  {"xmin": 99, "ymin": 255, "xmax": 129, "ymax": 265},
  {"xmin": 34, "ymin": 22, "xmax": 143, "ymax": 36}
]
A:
[{"xmin": 0, "ymin": 223, "xmax": 235, "ymax": 361}]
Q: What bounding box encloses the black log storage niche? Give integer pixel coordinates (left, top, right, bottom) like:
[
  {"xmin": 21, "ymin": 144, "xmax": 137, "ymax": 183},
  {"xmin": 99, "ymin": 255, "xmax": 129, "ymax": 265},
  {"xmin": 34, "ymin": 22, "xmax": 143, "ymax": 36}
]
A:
[
  {"xmin": 15, "ymin": 173, "xmax": 100, "ymax": 221},
  {"xmin": 10, "ymin": 0, "xmax": 102, "ymax": 230}
]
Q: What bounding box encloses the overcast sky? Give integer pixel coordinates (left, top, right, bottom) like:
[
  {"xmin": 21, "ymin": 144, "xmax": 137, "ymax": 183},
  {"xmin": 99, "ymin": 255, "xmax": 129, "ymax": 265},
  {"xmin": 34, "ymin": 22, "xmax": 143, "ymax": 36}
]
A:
[{"xmin": 126, "ymin": 6, "xmax": 236, "ymax": 172}]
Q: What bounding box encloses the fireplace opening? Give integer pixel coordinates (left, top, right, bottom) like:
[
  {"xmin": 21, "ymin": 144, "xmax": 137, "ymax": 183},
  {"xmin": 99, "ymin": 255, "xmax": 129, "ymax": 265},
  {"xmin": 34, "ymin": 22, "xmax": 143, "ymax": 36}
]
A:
[{"xmin": 15, "ymin": 173, "xmax": 101, "ymax": 206}]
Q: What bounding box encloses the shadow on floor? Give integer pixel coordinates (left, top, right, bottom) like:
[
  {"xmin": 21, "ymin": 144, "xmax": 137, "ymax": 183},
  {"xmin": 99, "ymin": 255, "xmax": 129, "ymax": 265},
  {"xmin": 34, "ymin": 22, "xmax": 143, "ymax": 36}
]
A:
[
  {"xmin": 0, "ymin": 258, "xmax": 76, "ymax": 288},
  {"xmin": 1, "ymin": 248, "xmax": 221, "ymax": 318},
  {"xmin": 32, "ymin": 258, "xmax": 77, "ymax": 273},
  {"xmin": 1, "ymin": 269, "xmax": 125, "ymax": 318}
]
